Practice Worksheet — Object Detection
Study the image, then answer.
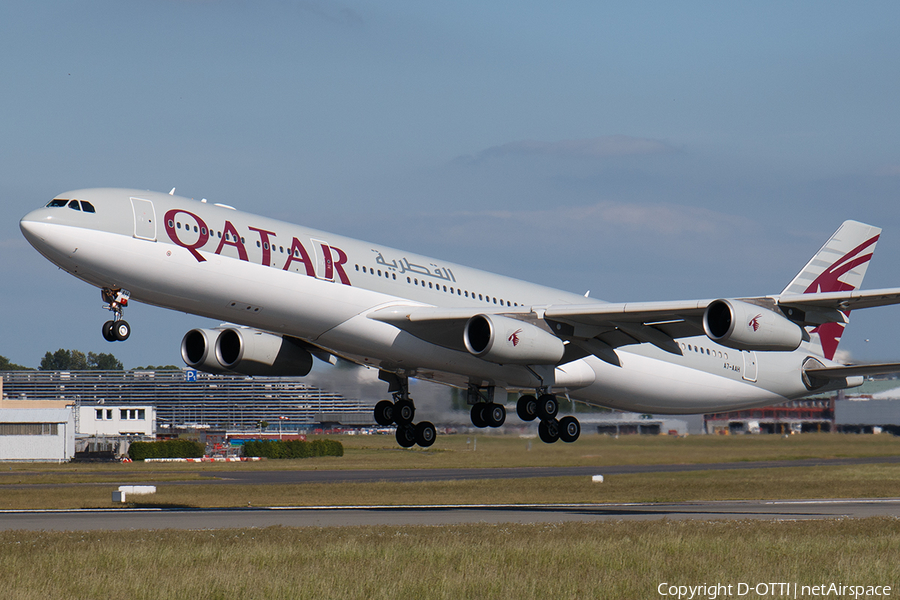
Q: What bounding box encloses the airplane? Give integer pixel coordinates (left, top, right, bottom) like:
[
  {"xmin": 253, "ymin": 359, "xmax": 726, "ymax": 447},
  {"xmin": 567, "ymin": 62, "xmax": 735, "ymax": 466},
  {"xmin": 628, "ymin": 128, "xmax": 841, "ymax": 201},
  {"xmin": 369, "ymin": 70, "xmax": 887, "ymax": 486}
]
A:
[{"xmin": 19, "ymin": 188, "xmax": 900, "ymax": 447}]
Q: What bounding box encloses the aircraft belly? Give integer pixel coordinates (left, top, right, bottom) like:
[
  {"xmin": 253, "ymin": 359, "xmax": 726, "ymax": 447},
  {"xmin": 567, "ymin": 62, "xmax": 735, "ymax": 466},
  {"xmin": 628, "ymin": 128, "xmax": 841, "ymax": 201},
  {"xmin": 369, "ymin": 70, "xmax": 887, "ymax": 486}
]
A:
[{"xmin": 575, "ymin": 352, "xmax": 789, "ymax": 414}]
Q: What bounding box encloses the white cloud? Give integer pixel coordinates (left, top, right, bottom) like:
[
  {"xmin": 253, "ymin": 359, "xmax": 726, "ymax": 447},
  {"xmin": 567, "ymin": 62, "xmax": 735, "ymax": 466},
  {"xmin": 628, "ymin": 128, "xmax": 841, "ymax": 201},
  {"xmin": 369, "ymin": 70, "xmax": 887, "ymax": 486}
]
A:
[
  {"xmin": 459, "ymin": 135, "xmax": 676, "ymax": 164},
  {"xmin": 436, "ymin": 200, "xmax": 749, "ymax": 239}
]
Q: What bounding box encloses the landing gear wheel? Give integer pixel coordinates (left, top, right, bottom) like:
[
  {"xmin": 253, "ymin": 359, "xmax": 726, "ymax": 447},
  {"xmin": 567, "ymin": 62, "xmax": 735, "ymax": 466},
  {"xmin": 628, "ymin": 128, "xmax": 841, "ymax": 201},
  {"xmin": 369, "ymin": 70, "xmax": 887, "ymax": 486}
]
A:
[
  {"xmin": 516, "ymin": 395, "xmax": 538, "ymax": 422},
  {"xmin": 538, "ymin": 418, "xmax": 560, "ymax": 444},
  {"xmin": 113, "ymin": 320, "xmax": 131, "ymax": 341},
  {"xmin": 559, "ymin": 416, "xmax": 581, "ymax": 443},
  {"xmin": 536, "ymin": 394, "xmax": 559, "ymax": 421},
  {"xmin": 374, "ymin": 400, "xmax": 395, "ymax": 426},
  {"xmin": 470, "ymin": 404, "xmax": 488, "ymax": 428},
  {"xmin": 102, "ymin": 321, "xmax": 116, "ymax": 342},
  {"xmin": 395, "ymin": 424, "xmax": 416, "ymax": 448},
  {"xmin": 394, "ymin": 399, "xmax": 415, "ymax": 424},
  {"xmin": 415, "ymin": 421, "xmax": 436, "ymax": 447},
  {"xmin": 486, "ymin": 403, "xmax": 506, "ymax": 428}
]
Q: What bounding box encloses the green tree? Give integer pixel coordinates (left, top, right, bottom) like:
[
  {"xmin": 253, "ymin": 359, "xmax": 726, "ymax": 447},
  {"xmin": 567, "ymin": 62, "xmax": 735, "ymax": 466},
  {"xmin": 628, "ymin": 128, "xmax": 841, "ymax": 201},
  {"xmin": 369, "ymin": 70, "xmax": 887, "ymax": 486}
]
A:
[
  {"xmin": 39, "ymin": 349, "xmax": 123, "ymax": 371},
  {"xmin": 88, "ymin": 352, "xmax": 123, "ymax": 370},
  {"xmin": 40, "ymin": 349, "xmax": 87, "ymax": 370},
  {"xmin": 0, "ymin": 355, "xmax": 30, "ymax": 370}
]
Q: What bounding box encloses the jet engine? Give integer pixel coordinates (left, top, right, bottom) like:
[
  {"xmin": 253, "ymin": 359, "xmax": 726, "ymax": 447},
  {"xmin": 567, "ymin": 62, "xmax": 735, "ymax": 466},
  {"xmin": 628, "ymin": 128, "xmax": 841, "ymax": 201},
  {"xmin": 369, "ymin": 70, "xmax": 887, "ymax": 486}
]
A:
[
  {"xmin": 181, "ymin": 328, "xmax": 228, "ymax": 374},
  {"xmin": 463, "ymin": 314, "xmax": 565, "ymax": 365},
  {"xmin": 703, "ymin": 299, "xmax": 803, "ymax": 352},
  {"xmin": 181, "ymin": 328, "xmax": 314, "ymax": 376}
]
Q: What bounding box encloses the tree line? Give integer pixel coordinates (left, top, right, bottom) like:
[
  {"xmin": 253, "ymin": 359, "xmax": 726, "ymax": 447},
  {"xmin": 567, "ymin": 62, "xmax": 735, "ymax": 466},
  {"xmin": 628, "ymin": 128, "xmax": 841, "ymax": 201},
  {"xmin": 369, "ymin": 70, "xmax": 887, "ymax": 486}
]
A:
[{"xmin": 0, "ymin": 349, "xmax": 181, "ymax": 371}]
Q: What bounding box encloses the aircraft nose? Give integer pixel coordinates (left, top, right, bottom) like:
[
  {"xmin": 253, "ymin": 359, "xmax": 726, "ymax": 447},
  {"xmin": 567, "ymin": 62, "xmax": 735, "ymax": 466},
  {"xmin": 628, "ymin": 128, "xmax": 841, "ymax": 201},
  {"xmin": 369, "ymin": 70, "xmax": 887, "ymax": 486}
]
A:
[
  {"xmin": 20, "ymin": 207, "xmax": 64, "ymax": 254},
  {"xmin": 19, "ymin": 210, "xmax": 48, "ymax": 243}
]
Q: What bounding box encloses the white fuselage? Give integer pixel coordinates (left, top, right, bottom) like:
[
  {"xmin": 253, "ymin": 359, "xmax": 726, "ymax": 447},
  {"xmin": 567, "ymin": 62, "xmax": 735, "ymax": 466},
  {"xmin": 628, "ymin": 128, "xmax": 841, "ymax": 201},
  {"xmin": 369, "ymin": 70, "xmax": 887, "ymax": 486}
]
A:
[{"xmin": 20, "ymin": 188, "xmax": 843, "ymax": 414}]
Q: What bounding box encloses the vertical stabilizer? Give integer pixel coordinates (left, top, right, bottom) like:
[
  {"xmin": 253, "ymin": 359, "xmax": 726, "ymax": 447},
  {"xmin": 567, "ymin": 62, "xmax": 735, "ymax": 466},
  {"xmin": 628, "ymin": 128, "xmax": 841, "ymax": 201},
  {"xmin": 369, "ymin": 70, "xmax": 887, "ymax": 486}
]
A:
[{"xmin": 783, "ymin": 221, "xmax": 881, "ymax": 360}]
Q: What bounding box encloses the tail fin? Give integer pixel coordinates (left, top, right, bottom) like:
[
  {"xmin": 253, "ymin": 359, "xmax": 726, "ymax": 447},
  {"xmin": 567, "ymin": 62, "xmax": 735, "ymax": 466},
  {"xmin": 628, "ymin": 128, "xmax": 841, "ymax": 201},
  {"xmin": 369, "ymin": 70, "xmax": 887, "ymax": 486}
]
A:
[{"xmin": 783, "ymin": 220, "xmax": 881, "ymax": 360}]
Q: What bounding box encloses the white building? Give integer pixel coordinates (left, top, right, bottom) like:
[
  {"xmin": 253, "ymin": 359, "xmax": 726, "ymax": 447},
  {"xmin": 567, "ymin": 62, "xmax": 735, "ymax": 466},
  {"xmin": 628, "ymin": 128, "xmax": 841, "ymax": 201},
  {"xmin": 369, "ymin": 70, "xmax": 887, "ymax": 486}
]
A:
[
  {"xmin": 0, "ymin": 408, "xmax": 76, "ymax": 462},
  {"xmin": 78, "ymin": 405, "xmax": 156, "ymax": 436}
]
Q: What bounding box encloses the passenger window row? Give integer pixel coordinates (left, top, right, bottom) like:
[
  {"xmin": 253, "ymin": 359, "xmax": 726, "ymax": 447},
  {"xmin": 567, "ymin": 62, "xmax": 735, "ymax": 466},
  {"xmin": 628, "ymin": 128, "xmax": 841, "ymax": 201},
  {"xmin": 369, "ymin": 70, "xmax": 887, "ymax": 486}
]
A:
[
  {"xmin": 353, "ymin": 263, "xmax": 520, "ymax": 307},
  {"xmin": 681, "ymin": 342, "xmax": 727, "ymax": 360}
]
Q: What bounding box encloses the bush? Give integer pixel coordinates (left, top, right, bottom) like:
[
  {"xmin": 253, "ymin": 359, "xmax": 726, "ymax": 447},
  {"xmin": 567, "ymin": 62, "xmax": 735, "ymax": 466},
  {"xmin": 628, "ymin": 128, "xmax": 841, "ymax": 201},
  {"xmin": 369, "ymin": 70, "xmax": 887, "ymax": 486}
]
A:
[
  {"xmin": 242, "ymin": 439, "xmax": 343, "ymax": 459},
  {"xmin": 128, "ymin": 439, "xmax": 205, "ymax": 461}
]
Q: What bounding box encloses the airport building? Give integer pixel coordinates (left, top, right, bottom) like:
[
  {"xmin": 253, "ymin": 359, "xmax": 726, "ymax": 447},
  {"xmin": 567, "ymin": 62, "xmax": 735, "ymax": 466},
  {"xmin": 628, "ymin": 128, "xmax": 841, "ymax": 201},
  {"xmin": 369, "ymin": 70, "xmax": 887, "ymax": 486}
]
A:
[
  {"xmin": 1, "ymin": 369, "xmax": 376, "ymax": 461},
  {"xmin": 703, "ymin": 378, "xmax": 900, "ymax": 435},
  {"xmin": 0, "ymin": 407, "xmax": 75, "ymax": 462},
  {"xmin": 78, "ymin": 404, "xmax": 156, "ymax": 437},
  {"xmin": 1, "ymin": 369, "xmax": 375, "ymax": 431},
  {"xmin": 833, "ymin": 379, "xmax": 900, "ymax": 434}
]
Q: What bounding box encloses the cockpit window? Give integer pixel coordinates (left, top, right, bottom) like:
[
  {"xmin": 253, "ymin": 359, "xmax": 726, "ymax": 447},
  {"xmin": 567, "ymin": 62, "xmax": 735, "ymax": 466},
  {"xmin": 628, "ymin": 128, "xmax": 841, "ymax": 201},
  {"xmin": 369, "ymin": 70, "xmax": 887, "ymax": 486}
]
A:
[{"xmin": 45, "ymin": 198, "xmax": 96, "ymax": 212}]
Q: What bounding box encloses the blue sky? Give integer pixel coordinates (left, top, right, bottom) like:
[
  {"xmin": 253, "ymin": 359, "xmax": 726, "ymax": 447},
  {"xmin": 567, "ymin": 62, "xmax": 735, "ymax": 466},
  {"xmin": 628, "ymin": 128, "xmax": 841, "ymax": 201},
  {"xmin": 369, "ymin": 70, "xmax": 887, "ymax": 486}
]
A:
[{"xmin": 3, "ymin": 1, "xmax": 900, "ymax": 371}]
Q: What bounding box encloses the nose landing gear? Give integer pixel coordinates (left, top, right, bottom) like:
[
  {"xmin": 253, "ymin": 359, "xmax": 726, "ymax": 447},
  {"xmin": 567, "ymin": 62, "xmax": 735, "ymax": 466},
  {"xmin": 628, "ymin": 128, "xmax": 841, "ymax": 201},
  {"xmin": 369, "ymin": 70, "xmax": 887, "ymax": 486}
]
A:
[{"xmin": 101, "ymin": 288, "xmax": 131, "ymax": 342}]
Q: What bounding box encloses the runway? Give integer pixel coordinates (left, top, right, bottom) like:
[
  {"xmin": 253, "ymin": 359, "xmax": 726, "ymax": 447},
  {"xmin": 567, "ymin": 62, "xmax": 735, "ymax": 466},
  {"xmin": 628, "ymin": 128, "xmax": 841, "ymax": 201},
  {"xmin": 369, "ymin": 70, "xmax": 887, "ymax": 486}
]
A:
[
  {"xmin": 3, "ymin": 457, "xmax": 898, "ymax": 531},
  {"xmin": 2, "ymin": 498, "xmax": 899, "ymax": 531},
  {"xmin": 5, "ymin": 455, "xmax": 898, "ymax": 490},
  {"xmin": 209, "ymin": 455, "xmax": 900, "ymax": 486}
]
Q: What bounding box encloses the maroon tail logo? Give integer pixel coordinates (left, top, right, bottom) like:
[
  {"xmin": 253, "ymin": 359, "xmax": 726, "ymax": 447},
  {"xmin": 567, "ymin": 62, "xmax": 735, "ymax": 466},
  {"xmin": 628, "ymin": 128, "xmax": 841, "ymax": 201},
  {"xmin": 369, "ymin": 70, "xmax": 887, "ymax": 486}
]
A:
[{"xmin": 805, "ymin": 234, "xmax": 879, "ymax": 360}]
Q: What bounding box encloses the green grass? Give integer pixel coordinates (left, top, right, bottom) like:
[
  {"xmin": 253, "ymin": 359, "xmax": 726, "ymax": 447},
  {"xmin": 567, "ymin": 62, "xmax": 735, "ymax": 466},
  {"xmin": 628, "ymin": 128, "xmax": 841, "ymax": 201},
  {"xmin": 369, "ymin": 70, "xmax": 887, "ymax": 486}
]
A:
[
  {"xmin": 2, "ymin": 432, "xmax": 899, "ymax": 479},
  {"xmin": 2, "ymin": 464, "xmax": 899, "ymax": 511},
  {"xmin": 3, "ymin": 433, "xmax": 899, "ymax": 599},
  {"xmin": 3, "ymin": 519, "xmax": 899, "ymax": 599},
  {"xmin": 1, "ymin": 433, "xmax": 899, "ymax": 510}
]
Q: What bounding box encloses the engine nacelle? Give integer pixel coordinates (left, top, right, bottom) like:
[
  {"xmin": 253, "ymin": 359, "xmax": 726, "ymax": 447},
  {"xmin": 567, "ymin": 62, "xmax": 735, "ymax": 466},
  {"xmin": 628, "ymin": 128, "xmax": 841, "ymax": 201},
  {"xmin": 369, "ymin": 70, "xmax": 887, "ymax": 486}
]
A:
[
  {"xmin": 463, "ymin": 314, "xmax": 565, "ymax": 365},
  {"xmin": 181, "ymin": 328, "xmax": 229, "ymax": 374},
  {"xmin": 215, "ymin": 328, "xmax": 313, "ymax": 376},
  {"xmin": 181, "ymin": 328, "xmax": 313, "ymax": 376},
  {"xmin": 703, "ymin": 299, "xmax": 803, "ymax": 352}
]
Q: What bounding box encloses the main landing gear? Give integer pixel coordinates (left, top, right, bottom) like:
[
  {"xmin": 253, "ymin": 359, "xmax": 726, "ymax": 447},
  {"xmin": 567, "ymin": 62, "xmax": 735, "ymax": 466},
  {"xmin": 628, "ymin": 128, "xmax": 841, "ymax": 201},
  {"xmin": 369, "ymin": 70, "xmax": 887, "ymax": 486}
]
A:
[
  {"xmin": 100, "ymin": 288, "xmax": 131, "ymax": 342},
  {"xmin": 467, "ymin": 385, "xmax": 581, "ymax": 444},
  {"xmin": 515, "ymin": 391, "xmax": 580, "ymax": 444},
  {"xmin": 467, "ymin": 385, "xmax": 507, "ymax": 429},
  {"xmin": 373, "ymin": 371, "xmax": 436, "ymax": 448}
]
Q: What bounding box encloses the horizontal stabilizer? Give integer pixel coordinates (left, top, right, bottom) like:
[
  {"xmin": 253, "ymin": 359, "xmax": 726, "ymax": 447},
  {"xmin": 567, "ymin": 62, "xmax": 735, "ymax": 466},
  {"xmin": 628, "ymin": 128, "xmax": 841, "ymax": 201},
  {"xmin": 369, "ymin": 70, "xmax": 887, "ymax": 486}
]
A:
[{"xmin": 804, "ymin": 362, "xmax": 900, "ymax": 380}]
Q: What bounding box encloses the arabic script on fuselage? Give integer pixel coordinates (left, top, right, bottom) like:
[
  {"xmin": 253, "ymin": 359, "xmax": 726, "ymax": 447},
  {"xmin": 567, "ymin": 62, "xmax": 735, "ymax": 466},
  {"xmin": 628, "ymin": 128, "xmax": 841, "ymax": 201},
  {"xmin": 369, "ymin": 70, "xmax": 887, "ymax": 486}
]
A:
[{"xmin": 372, "ymin": 250, "xmax": 456, "ymax": 282}]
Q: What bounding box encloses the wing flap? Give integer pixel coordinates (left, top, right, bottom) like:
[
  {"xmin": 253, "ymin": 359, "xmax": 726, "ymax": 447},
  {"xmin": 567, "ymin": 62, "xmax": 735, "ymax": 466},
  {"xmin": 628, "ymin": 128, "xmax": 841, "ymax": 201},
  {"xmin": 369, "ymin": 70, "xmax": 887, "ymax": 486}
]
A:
[{"xmin": 543, "ymin": 300, "xmax": 710, "ymax": 325}]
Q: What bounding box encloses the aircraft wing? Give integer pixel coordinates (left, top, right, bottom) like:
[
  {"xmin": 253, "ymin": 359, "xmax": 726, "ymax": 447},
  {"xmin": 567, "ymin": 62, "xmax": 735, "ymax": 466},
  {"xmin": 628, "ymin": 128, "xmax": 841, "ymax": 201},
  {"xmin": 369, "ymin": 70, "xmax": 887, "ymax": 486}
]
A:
[
  {"xmin": 774, "ymin": 287, "xmax": 900, "ymax": 312},
  {"xmin": 544, "ymin": 289, "xmax": 900, "ymax": 355},
  {"xmin": 368, "ymin": 302, "xmax": 709, "ymax": 361},
  {"xmin": 369, "ymin": 287, "xmax": 900, "ymax": 364},
  {"xmin": 545, "ymin": 287, "xmax": 900, "ymax": 327}
]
